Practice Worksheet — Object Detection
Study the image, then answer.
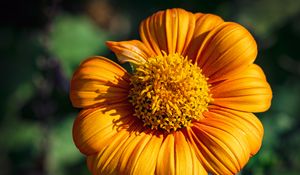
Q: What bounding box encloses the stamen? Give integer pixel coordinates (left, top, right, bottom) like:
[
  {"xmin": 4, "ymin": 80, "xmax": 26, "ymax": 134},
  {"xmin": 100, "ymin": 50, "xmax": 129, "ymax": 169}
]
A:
[{"xmin": 129, "ymin": 53, "xmax": 212, "ymax": 132}]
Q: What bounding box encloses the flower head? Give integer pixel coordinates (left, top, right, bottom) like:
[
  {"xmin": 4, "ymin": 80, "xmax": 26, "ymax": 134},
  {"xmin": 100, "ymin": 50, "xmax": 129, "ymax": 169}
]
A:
[{"xmin": 70, "ymin": 8, "xmax": 272, "ymax": 175}]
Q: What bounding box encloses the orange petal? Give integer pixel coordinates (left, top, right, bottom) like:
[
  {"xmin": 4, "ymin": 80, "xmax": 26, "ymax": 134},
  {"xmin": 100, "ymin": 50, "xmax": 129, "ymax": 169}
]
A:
[
  {"xmin": 117, "ymin": 130, "xmax": 163, "ymax": 175},
  {"xmin": 155, "ymin": 132, "xmax": 207, "ymax": 175},
  {"xmin": 187, "ymin": 117, "xmax": 251, "ymax": 174},
  {"xmin": 230, "ymin": 64, "xmax": 266, "ymax": 80},
  {"xmin": 86, "ymin": 122, "xmax": 144, "ymax": 175},
  {"xmin": 129, "ymin": 132, "xmax": 163, "ymax": 175},
  {"xmin": 92, "ymin": 131, "xmax": 131, "ymax": 174},
  {"xmin": 194, "ymin": 22, "xmax": 257, "ymax": 82},
  {"xmin": 187, "ymin": 136, "xmax": 208, "ymax": 175},
  {"xmin": 174, "ymin": 131, "xmax": 207, "ymax": 175},
  {"xmin": 193, "ymin": 13, "xmax": 224, "ymax": 39},
  {"xmin": 211, "ymin": 74, "xmax": 272, "ymax": 112},
  {"xmin": 207, "ymin": 105, "xmax": 264, "ymax": 155},
  {"xmin": 174, "ymin": 132, "xmax": 193, "ymax": 175},
  {"xmin": 139, "ymin": 8, "xmax": 195, "ymax": 55},
  {"xmin": 70, "ymin": 56, "xmax": 130, "ymax": 108},
  {"xmin": 72, "ymin": 103, "xmax": 134, "ymax": 155},
  {"xmin": 185, "ymin": 13, "xmax": 224, "ymax": 58},
  {"xmin": 87, "ymin": 155, "xmax": 97, "ymax": 174},
  {"xmin": 156, "ymin": 134, "xmax": 175, "ymax": 175},
  {"xmin": 106, "ymin": 40, "xmax": 154, "ymax": 64}
]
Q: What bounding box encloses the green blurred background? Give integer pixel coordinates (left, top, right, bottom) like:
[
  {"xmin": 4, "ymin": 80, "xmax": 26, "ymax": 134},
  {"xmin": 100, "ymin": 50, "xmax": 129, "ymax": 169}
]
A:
[{"xmin": 1, "ymin": 0, "xmax": 300, "ymax": 174}]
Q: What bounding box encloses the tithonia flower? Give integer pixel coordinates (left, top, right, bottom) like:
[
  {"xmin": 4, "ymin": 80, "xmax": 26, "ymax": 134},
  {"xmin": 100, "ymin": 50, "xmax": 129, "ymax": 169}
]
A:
[{"xmin": 70, "ymin": 8, "xmax": 272, "ymax": 175}]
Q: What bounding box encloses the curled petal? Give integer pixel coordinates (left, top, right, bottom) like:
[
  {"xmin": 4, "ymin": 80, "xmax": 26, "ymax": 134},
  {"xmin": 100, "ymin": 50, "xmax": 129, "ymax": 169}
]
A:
[
  {"xmin": 195, "ymin": 22, "xmax": 258, "ymax": 82},
  {"xmin": 72, "ymin": 103, "xmax": 134, "ymax": 155},
  {"xmin": 139, "ymin": 8, "xmax": 195, "ymax": 55},
  {"xmin": 106, "ymin": 40, "xmax": 154, "ymax": 64},
  {"xmin": 70, "ymin": 56, "xmax": 130, "ymax": 108},
  {"xmin": 211, "ymin": 74, "xmax": 272, "ymax": 112}
]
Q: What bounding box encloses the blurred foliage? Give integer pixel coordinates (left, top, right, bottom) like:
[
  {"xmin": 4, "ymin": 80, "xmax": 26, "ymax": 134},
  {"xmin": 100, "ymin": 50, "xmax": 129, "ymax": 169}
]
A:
[
  {"xmin": 49, "ymin": 14, "xmax": 108, "ymax": 77},
  {"xmin": 236, "ymin": 0, "xmax": 300, "ymax": 39},
  {"xmin": 47, "ymin": 116, "xmax": 86, "ymax": 175},
  {"xmin": 0, "ymin": 0, "xmax": 300, "ymax": 175}
]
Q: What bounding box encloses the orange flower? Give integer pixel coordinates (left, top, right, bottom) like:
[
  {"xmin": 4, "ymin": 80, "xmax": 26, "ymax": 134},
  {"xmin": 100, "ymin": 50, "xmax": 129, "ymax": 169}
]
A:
[{"xmin": 70, "ymin": 8, "xmax": 272, "ymax": 175}]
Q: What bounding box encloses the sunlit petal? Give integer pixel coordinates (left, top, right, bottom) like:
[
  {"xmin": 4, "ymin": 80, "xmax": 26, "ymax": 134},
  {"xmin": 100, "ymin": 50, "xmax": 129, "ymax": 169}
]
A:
[
  {"xmin": 156, "ymin": 134, "xmax": 175, "ymax": 175},
  {"xmin": 186, "ymin": 13, "xmax": 224, "ymax": 59},
  {"xmin": 70, "ymin": 56, "xmax": 130, "ymax": 108},
  {"xmin": 211, "ymin": 65, "xmax": 272, "ymax": 112},
  {"xmin": 194, "ymin": 22, "xmax": 258, "ymax": 82},
  {"xmin": 187, "ymin": 117, "xmax": 251, "ymax": 174},
  {"xmin": 174, "ymin": 131, "xmax": 207, "ymax": 175},
  {"xmin": 139, "ymin": 8, "xmax": 195, "ymax": 55},
  {"xmin": 72, "ymin": 103, "xmax": 134, "ymax": 155},
  {"xmin": 207, "ymin": 105, "xmax": 264, "ymax": 155},
  {"xmin": 117, "ymin": 131, "xmax": 163, "ymax": 175}
]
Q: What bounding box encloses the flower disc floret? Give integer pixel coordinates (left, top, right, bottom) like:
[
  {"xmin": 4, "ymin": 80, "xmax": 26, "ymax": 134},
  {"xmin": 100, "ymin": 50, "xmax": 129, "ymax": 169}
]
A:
[{"xmin": 129, "ymin": 53, "xmax": 212, "ymax": 132}]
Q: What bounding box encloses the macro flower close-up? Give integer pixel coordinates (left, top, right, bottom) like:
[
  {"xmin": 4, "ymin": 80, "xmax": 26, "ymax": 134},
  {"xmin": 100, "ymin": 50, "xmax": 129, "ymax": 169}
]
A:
[{"xmin": 70, "ymin": 8, "xmax": 272, "ymax": 175}]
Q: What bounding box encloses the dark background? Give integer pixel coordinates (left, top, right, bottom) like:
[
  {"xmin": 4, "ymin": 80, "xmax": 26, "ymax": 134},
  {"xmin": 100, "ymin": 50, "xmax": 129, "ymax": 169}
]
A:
[{"xmin": 1, "ymin": 0, "xmax": 300, "ymax": 174}]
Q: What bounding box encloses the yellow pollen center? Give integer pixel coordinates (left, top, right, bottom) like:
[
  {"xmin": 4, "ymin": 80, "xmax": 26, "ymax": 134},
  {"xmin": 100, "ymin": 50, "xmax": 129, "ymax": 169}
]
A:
[{"xmin": 129, "ymin": 53, "xmax": 212, "ymax": 132}]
